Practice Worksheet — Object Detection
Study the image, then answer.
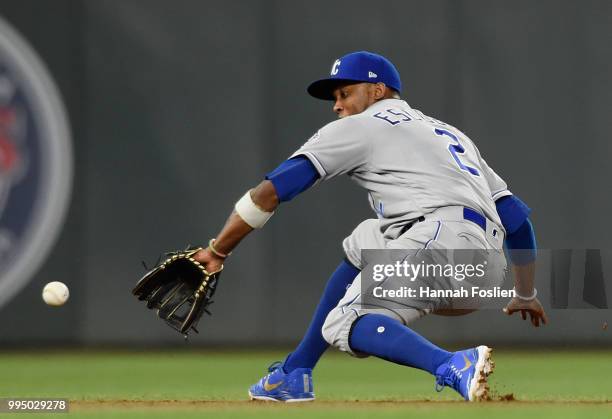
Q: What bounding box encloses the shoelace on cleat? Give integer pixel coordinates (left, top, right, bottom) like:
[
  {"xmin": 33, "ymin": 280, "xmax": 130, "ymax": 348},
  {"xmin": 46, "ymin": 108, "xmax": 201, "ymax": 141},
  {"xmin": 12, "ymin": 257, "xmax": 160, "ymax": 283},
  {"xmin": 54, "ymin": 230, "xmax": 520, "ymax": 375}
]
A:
[
  {"xmin": 259, "ymin": 361, "xmax": 284, "ymax": 385},
  {"xmin": 267, "ymin": 361, "xmax": 283, "ymax": 373},
  {"xmin": 435, "ymin": 364, "xmax": 463, "ymax": 392}
]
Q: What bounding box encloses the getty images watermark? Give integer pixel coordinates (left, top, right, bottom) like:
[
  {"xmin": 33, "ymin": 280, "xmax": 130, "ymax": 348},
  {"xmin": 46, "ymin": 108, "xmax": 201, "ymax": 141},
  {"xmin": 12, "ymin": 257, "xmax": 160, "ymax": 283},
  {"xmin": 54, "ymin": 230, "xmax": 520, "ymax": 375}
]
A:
[
  {"xmin": 370, "ymin": 259, "xmax": 515, "ymax": 300},
  {"xmin": 360, "ymin": 249, "xmax": 611, "ymax": 310}
]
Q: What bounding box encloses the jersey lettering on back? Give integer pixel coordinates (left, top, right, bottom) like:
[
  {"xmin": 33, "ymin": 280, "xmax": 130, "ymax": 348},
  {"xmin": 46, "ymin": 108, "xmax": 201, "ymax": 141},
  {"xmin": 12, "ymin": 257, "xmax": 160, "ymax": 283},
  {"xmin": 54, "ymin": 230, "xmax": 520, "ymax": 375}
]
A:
[{"xmin": 291, "ymin": 99, "xmax": 511, "ymax": 239}]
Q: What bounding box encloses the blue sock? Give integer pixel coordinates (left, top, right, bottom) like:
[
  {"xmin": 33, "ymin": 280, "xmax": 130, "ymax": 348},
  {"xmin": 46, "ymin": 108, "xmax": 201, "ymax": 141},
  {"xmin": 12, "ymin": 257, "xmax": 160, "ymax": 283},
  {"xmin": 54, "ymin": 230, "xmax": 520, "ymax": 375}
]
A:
[
  {"xmin": 348, "ymin": 314, "xmax": 452, "ymax": 375},
  {"xmin": 283, "ymin": 259, "xmax": 359, "ymax": 373}
]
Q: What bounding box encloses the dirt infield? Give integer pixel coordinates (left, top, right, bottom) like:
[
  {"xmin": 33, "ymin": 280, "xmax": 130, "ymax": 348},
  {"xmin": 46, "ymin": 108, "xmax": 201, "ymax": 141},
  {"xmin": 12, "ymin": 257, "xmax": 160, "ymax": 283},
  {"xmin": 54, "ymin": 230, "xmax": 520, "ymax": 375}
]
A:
[{"xmin": 71, "ymin": 399, "xmax": 612, "ymax": 410}]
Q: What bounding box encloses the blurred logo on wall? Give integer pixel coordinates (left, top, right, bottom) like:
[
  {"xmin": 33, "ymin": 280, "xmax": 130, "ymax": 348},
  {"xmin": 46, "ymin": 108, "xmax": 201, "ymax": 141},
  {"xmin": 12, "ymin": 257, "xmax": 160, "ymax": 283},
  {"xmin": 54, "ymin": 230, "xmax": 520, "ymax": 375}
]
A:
[{"xmin": 0, "ymin": 17, "xmax": 72, "ymax": 308}]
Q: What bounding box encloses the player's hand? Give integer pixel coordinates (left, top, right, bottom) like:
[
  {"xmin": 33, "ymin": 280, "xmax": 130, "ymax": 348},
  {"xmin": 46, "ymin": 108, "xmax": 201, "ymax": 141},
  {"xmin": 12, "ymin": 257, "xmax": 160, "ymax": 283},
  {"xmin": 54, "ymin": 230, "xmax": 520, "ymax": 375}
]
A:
[
  {"xmin": 503, "ymin": 297, "xmax": 548, "ymax": 327},
  {"xmin": 193, "ymin": 247, "xmax": 224, "ymax": 274}
]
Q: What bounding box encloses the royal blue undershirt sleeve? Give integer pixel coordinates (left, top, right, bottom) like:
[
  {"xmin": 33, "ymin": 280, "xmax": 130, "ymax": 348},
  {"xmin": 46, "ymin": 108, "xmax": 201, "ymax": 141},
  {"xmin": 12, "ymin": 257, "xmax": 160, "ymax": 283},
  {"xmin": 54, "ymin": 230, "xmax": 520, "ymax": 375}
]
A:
[
  {"xmin": 265, "ymin": 156, "xmax": 320, "ymax": 202},
  {"xmin": 505, "ymin": 219, "xmax": 537, "ymax": 265},
  {"xmin": 495, "ymin": 195, "xmax": 536, "ymax": 265},
  {"xmin": 495, "ymin": 195, "xmax": 531, "ymax": 234}
]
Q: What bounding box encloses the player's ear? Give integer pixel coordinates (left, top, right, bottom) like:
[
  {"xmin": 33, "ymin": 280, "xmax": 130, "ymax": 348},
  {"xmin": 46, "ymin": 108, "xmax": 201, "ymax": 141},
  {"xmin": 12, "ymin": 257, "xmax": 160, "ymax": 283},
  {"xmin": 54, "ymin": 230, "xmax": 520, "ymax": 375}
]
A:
[{"xmin": 373, "ymin": 83, "xmax": 386, "ymax": 100}]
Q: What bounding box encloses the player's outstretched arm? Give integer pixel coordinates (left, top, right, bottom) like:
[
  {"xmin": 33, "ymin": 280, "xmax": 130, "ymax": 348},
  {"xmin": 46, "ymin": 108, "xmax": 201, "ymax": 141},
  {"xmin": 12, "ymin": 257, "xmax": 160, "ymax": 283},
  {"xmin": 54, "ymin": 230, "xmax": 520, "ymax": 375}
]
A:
[
  {"xmin": 193, "ymin": 180, "xmax": 279, "ymax": 272},
  {"xmin": 501, "ymin": 219, "xmax": 548, "ymax": 327},
  {"xmin": 193, "ymin": 156, "xmax": 320, "ymax": 272},
  {"xmin": 495, "ymin": 196, "xmax": 548, "ymax": 327}
]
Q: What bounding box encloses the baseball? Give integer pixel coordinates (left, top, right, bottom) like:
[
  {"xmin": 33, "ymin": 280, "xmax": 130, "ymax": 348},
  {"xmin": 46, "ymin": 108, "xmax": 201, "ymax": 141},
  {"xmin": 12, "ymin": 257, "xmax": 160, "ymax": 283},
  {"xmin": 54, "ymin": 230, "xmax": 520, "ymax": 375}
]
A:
[{"xmin": 42, "ymin": 281, "xmax": 70, "ymax": 306}]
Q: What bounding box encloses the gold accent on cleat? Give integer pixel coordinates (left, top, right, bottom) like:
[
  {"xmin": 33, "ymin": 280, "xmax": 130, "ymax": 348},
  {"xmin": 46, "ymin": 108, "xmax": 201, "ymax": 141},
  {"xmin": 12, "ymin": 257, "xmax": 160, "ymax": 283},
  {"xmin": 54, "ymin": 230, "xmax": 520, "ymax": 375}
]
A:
[
  {"xmin": 460, "ymin": 354, "xmax": 472, "ymax": 372},
  {"xmin": 263, "ymin": 377, "xmax": 283, "ymax": 392}
]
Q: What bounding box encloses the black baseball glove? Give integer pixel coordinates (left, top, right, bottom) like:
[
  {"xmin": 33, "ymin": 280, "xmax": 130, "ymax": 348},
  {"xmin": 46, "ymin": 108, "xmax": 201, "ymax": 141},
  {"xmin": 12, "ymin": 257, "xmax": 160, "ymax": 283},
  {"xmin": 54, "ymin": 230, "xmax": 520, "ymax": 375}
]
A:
[{"xmin": 132, "ymin": 247, "xmax": 222, "ymax": 336}]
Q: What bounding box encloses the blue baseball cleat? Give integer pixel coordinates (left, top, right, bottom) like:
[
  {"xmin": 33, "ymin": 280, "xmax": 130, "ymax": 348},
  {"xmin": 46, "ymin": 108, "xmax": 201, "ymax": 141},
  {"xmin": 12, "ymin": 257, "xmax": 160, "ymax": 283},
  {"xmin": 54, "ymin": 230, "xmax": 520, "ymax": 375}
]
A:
[
  {"xmin": 434, "ymin": 345, "xmax": 495, "ymax": 401},
  {"xmin": 248, "ymin": 361, "xmax": 315, "ymax": 402}
]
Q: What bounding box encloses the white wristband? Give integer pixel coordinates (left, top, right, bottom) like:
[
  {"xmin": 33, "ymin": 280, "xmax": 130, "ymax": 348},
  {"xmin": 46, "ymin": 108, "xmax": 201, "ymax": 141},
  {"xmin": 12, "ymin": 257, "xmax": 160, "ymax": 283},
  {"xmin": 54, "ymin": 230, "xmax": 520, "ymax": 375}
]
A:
[
  {"xmin": 513, "ymin": 287, "xmax": 537, "ymax": 301},
  {"xmin": 235, "ymin": 190, "xmax": 274, "ymax": 229}
]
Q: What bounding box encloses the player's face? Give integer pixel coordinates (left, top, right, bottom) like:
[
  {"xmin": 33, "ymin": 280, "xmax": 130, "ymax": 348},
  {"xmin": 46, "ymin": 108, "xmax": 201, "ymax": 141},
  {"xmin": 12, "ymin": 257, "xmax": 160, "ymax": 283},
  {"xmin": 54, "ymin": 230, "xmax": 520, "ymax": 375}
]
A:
[{"xmin": 331, "ymin": 83, "xmax": 378, "ymax": 118}]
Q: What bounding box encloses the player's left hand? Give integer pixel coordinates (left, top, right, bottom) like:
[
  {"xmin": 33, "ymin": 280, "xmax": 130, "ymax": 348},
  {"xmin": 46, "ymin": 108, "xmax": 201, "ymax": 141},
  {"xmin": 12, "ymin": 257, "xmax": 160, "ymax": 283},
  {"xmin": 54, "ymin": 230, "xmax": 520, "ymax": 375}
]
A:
[
  {"xmin": 193, "ymin": 247, "xmax": 225, "ymax": 274},
  {"xmin": 503, "ymin": 297, "xmax": 548, "ymax": 327}
]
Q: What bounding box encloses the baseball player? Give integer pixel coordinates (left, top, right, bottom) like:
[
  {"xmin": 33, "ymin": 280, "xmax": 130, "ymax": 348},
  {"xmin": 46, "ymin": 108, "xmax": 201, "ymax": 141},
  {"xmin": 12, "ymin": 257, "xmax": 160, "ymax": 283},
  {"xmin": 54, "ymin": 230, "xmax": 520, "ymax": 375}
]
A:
[{"xmin": 193, "ymin": 51, "xmax": 546, "ymax": 402}]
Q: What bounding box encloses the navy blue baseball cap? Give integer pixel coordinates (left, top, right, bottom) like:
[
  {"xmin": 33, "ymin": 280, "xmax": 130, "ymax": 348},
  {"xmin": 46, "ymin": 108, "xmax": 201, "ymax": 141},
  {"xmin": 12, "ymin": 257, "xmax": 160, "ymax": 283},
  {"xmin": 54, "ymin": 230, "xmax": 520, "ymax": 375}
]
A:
[{"xmin": 307, "ymin": 51, "xmax": 402, "ymax": 100}]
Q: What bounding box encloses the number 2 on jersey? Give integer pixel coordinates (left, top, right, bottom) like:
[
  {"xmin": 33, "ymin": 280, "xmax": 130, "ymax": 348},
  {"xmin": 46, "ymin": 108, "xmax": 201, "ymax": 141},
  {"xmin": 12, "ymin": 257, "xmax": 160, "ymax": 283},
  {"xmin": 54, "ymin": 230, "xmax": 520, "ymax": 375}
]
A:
[{"xmin": 434, "ymin": 128, "xmax": 480, "ymax": 176}]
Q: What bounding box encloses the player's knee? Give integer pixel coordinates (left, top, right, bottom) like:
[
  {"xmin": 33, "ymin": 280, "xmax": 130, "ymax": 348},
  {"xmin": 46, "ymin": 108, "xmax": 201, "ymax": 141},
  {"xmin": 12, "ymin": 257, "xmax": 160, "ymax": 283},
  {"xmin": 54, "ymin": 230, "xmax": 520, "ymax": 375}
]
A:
[
  {"xmin": 342, "ymin": 218, "xmax": 381, "ymax": 269},
  {"xmin": 321, "ymin": 307, "xmax": 356, "ymax": 349},
  {"xmin": 321, "ymin": 308, "xmax": 344, "ymax": 347},
  {"xmin": 321, "ymin": 312, "xmax": 336, "ymax": 346}
]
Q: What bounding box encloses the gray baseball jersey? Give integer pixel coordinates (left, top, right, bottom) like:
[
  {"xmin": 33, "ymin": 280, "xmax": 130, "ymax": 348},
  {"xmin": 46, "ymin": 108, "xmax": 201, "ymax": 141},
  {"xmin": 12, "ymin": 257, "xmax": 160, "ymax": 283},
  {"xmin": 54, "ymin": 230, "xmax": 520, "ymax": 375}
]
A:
[{"xmin": 291, "ymin": 99, "xmax": 511, "ymax": 239}]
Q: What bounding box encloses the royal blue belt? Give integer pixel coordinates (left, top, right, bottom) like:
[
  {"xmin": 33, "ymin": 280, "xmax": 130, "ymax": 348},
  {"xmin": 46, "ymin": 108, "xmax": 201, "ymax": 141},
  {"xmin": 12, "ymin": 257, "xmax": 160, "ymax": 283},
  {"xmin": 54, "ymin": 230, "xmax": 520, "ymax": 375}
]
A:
[
  {"xmin": 463, "ymin": 207, "xmax": 486, "ymax": 231},
  {"xmin": 401, "ymin": 207, "xmax": 493, "ymax": 237}
]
